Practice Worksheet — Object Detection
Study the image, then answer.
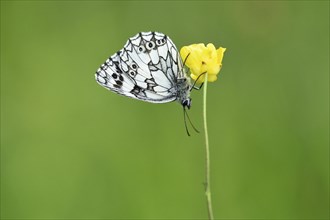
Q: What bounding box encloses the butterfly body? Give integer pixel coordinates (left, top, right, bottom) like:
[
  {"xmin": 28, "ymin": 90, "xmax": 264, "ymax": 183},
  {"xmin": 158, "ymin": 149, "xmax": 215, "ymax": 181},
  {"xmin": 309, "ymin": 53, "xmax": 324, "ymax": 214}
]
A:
[{"xmin": 95, "ymin": 32, "xmax": 192, "ymax": 109}]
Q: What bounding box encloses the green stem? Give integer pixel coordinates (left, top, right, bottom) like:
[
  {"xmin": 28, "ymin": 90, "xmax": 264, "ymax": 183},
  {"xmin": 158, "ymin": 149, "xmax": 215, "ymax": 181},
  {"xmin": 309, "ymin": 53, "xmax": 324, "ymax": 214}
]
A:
[{"xmin": 203, "ymin": 73, "xmax": 214, "ymax": 220}]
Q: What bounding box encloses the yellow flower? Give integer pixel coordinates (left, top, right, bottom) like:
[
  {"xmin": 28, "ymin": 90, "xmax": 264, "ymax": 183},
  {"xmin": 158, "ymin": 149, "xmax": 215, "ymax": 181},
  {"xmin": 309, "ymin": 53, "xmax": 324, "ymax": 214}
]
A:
[{"xmin": 180, "ymin": 43, "xmax": 226, "ymax": 83}]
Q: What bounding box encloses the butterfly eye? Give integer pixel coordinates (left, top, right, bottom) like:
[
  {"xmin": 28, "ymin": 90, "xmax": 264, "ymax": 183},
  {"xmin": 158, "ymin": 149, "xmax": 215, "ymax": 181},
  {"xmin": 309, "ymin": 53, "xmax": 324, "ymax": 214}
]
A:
[
  {"xmin": 138, "ymin": 45, "xmax": 145, "ymax": 53},
  {"xmin": 130, "ymin": 63, "xmax": 138, "ymax": 70},
  {"xmin": 182, "ymin": 98, "xmax": 192, "ymax": 109},
  {"xmin": 146, "ymin": 41, "xmax": 155, "ymax": 50}
]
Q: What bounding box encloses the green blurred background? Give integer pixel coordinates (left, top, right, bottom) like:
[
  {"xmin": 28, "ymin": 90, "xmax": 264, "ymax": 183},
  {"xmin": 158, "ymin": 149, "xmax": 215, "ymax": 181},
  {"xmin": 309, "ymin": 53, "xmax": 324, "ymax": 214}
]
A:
[{"xmin": 1, "ymin": 1, "xmax": 329, "ymax": 219}]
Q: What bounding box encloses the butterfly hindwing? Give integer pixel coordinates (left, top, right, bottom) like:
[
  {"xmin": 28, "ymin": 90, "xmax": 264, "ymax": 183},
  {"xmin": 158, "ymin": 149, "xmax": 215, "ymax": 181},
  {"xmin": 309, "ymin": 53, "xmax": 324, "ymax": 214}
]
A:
[
  {"xmin": 95, "ymin": 32, "xmax": 187, "ymax": 103},
  {"xmin": 95, "ymin": 56, "xmax": 137, "ymax": 99},
  {"xmin": 126, "ymin": 32, "xmax": 175, "ymax": 91}
]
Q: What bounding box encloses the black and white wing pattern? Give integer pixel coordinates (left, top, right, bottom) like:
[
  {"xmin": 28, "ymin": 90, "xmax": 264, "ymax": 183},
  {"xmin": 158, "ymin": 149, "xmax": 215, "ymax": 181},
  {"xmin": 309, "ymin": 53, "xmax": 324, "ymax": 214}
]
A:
[{"xmin": 95, "ymin": 32, "xmax": 189, "ymax": 104}]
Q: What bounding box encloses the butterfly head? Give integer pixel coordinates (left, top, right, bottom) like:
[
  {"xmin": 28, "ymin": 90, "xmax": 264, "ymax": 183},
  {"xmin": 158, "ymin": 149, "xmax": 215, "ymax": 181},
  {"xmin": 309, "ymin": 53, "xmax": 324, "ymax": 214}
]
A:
[{"xmin": 182, "ymin": 98, "xmax": 192, "ymax": 109}]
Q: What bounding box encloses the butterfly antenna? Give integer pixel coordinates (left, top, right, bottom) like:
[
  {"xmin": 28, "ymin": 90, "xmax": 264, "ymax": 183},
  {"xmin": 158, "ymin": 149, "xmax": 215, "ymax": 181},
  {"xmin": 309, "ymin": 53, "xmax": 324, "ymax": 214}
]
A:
[
  {"xmin": 179, "ymin": 53, "xmax": 191, "ymax": 78},
  {"xmin": 183, "ymin": 53, "xmax": 191, "ymax": 66},
  {"xmin": 184, "ymin": 108, "xmax": 199, "ymax": 133},
  {"xmin": 183, "ymin": 107, "xmax": 191, "ymax": 136},
  {"xmin": 181, "ymin": 52, "xmax": 206, "ymax": 92}
]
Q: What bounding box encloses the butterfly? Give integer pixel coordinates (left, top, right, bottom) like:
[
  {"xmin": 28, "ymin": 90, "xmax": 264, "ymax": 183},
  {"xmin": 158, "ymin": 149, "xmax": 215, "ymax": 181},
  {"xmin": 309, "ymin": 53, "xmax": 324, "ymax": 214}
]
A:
[{"xmin": 95, "ymin": 32, "xmax": 202, "ymax": 135}]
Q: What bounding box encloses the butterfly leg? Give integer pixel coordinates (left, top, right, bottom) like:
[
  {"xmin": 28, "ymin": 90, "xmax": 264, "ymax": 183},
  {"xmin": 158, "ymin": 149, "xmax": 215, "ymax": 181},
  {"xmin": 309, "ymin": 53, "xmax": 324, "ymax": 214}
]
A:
[
  {"xmin": 193, "ymin": 82, "xmax": 204, "ymax": 90},
  {"xmin": 190, "ymin": 71, "xmax": 206, "ymax": 91}
]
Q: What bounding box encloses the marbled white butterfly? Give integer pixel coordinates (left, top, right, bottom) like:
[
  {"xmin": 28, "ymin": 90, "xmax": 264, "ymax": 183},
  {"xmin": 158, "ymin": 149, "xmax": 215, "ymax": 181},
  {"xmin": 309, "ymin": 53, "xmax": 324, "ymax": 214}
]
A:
[{"xmin": 95, "ymin": 32, "xmax": 201, "ymax": 135}]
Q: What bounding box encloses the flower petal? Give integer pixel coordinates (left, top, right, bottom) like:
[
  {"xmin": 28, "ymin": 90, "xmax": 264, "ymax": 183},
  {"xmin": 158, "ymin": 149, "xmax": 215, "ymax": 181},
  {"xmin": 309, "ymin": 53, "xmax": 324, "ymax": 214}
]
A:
[{"xmin": 180, "ymin": 43, "xmax": 226, "ymax": 83}]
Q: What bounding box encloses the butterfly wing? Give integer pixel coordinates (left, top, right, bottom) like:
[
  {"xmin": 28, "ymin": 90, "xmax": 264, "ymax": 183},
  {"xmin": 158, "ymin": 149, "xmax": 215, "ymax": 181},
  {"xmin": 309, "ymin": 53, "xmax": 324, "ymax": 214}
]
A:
[{"xmin": 95, "ymin": 32, "xmax": 184, "ymax": 103}]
